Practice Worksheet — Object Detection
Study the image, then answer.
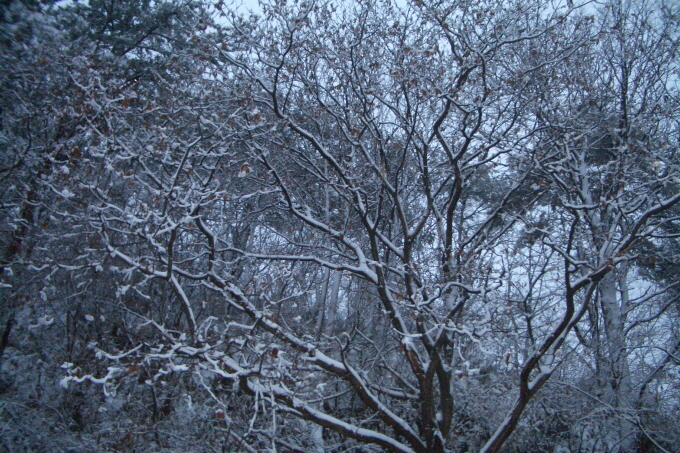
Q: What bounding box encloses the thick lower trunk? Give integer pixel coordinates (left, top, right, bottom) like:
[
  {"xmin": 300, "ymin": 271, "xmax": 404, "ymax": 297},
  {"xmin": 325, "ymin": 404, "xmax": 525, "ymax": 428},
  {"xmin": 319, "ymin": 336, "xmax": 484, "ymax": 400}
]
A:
[
  {"xmin": 324, "ymin": 271, "xmax": 341, "ymax": 336},
  {"xmin": 600, "ymin": 272, "xmax": 635, "ymax": 450},
  {"xmin": 0, "ymin": 318, "xmax": 15, "ymax": 364}
]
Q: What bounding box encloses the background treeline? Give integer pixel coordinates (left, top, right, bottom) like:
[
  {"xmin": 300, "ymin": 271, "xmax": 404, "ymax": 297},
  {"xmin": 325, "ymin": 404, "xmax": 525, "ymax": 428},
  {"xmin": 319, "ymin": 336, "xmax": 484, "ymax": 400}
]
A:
[{"xmin": 1, "ymin": 0, "xmax": 679, "ymax": 452}]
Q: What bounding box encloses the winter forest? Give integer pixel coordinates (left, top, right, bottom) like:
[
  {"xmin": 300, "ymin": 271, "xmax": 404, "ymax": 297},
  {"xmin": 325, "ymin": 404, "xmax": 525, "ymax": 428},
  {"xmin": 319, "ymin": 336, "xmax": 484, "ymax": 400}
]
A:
[{"xmin": 1, "ymin": 0, "xmax": 679, "ymax": 451}]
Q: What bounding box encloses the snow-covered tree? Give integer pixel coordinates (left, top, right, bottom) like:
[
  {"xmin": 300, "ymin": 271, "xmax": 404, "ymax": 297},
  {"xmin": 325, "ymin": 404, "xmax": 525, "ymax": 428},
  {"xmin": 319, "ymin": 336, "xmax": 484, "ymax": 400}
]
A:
[{"xmin": 2, "ymin": 0, "xmax": 678, "ymax": 452}]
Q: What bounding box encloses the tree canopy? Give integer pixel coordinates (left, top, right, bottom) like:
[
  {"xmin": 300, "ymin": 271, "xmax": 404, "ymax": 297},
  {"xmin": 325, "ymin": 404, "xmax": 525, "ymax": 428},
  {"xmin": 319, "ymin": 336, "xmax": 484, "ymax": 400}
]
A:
[{"xmin": 1, "ymin": 0, "xmax": 679, "ymax": 452}]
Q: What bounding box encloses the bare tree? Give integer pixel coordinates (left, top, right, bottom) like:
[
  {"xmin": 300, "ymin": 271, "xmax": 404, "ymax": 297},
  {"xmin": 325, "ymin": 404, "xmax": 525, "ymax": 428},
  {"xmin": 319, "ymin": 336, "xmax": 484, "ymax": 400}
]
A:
[{"xmin": 4, "ymin": 0, "xmax": 679, "ymax": 452}]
